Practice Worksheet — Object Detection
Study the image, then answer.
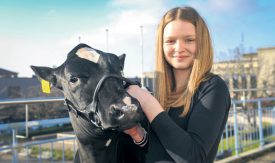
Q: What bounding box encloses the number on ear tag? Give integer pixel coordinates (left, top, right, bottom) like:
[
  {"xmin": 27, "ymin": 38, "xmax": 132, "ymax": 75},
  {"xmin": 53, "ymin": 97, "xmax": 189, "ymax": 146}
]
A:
[{"xmin": 41, "ymin": 79, "xmax": 51, "ymax": 94}]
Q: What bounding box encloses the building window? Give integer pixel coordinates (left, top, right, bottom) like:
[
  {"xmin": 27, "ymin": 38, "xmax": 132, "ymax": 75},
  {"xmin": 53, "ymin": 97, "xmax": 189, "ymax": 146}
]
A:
[
  {"xmin": 233, "ymin": 74, "xmax": 239, "ymax": 89},
  {"xmin": 250, "ymin": 75, "xmax": 257, "ymax": 98},
  {"xmin": 241, "ymin": 75, "xmax": 247, "ymax": 89},
  {"xmin": 250, "ymin": 75, "xmax": 257, "ymax": 88}
]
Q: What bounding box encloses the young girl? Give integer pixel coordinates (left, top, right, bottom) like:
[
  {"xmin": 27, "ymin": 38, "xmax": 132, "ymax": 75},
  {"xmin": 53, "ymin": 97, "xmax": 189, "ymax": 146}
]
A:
[{"xmin": 125, "ymin": 6, "xmax": 231, "ymax": 163}]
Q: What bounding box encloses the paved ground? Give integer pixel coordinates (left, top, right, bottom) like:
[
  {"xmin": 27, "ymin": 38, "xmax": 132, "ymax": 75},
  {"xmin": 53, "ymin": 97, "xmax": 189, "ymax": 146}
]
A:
[
  {"xmin": 0, "ymin": 159, "xmax": 73, "ymax": 163},
  {"xmin": 245, "ymin": 149, "xmax": 275, "ymax": 163},
  {"xmin": 0, "ymin": 155, "xmax": 73, "ymax": 163}
]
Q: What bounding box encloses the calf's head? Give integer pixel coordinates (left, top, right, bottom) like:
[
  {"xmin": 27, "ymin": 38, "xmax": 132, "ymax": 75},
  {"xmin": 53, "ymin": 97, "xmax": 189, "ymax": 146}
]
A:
[{"xmin": 31, "ymin": 43, "xmax": 143, "ymax": 131}]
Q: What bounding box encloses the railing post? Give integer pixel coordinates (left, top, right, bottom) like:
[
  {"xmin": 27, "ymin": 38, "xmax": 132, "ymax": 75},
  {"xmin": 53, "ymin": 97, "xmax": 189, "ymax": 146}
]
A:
[
  {"xmin": 12, "ymin": 129, "xmax": 18, "ymax": 163},
  {"xmin": 220, "ymin": 134, "xmax": 224, "ymax": 153},
  {"xmin": 62, "ymin": 140, "xmax": 65, "ymax": 163},
  {"xmin": 25, "ymin": 147, "xmax": 29, "ymax": 163},
  {"xmin": 25, "ymin": 104, "xmax": 29, "ymax": 138},
  {"xmin": 258, "ymin": 100, "xmax": 264, "ymax": 148},
  {"xmin": 272, "ymin": 107, "xmax": 275, "ymax": 136},
  {"xmin": 233, "ymin": 103, "xmax": 239, "ymax": 156},
  {"xmin": 39, "ymin": 144, "xmax": 42, "ymax": 163},
  {"xmin": 225, "ymin": 123, "xmax": 229, "ymax": 149},
  {"xmin": 73, "ymin": 138, "xmax": 76, "ymax": 156},
  {"xmin": 242, "ymin": 90, "xmax": 246, "ymax": 107},
  {"xmin": 51, "ymin": 142, "xmax": 54, "ymax": 163}
]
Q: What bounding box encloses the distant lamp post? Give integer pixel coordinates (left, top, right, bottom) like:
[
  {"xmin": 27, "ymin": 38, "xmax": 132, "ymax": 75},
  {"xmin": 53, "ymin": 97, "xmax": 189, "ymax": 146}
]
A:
[
  {"xmin": 140, "ymin": 25, "xmax": 144, "ymax": 86},
  {"xmin": 106, "ymin": 28, "xmax": 109, "ymax": 52},
  {"xmin": 78, "ymin": 36, "xmax": 81, "ymax": 43}
]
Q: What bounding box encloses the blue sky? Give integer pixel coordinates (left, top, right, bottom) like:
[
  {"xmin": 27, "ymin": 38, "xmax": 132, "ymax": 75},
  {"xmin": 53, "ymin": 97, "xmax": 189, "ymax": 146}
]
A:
[{"xmin": 0, "ymin": 0, "xmax": 274, "ymax": 77}]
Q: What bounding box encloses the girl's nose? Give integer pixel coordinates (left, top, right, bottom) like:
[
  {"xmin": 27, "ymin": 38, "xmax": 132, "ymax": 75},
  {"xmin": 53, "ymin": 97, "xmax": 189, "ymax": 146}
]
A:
[{"xmin": 174, "ymin": 40, "xmax": 185, "ymax": 53}]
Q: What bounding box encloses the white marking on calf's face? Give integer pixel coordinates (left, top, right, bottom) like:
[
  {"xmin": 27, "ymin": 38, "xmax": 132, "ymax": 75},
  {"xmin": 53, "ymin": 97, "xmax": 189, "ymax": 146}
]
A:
[
  {"xmin": 123, "ymin": 96, "xmax": 132, "ymax": 106},
  {"xmin": 76, "ymin": 47, "xmax": 100, "ymax": 63}
]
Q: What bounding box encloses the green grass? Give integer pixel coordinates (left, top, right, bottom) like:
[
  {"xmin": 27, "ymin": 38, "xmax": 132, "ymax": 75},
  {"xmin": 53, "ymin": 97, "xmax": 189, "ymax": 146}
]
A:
[
  {"xmin": 218, "ymin": 126, "xmax": 275, "ymax": 157},
  {"xmin": 29, "ymin": 146, "xmax": 74, "ymax": 161}
]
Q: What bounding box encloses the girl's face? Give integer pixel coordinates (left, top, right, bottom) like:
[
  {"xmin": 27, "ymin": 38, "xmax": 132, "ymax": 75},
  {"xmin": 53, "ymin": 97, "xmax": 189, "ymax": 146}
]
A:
[{"xmin": 163, "ymin": 20, "xmax": 196, "ymax": 71}]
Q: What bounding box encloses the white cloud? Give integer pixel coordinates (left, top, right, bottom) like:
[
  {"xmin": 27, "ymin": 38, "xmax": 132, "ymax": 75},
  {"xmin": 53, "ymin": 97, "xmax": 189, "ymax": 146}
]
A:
[
  {"xmin": 57, "ymin": 0, "xmax": 171, "ymax": 77},
  {"xmin": 187, "ymin": 0, "xmax": 258, "ymax": 15},
  {"xmin": 0, "ymin": 35, "xmax": 65, "ymax": 77}
]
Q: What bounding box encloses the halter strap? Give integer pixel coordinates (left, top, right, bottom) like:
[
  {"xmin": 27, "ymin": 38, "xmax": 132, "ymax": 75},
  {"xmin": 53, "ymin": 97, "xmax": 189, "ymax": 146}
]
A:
[{"xmin": 64, "ymin": 74, "xmax": 141, "ymax": 130}]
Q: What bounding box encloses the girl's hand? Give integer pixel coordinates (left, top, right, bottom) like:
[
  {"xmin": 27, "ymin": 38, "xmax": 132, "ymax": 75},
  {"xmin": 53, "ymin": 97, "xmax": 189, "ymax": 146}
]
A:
[
  {"xmin": 127, "ymin": 85, "xmax": 165, "ymax": 122},
  {"xmin": 127, "ymin": 85, "xmax": 151, "ymax": 108}
]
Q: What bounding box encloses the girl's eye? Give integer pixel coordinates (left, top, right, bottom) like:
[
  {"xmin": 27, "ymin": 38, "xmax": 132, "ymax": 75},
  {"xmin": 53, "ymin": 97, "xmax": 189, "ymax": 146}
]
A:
[
  {"xmin": 165, "ymin": 39, "xmax": 175, "ymax": 44},
  {"xmin": 185, "ymin": 39, "xmax": 195, "ymax": 43}
]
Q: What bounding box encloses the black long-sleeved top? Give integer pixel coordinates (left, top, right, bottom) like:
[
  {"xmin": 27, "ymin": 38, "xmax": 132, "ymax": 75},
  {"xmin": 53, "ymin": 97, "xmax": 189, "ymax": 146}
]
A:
[{"xmin": 145, "ymin": 75, "xmax": 231, "ymax": 163}]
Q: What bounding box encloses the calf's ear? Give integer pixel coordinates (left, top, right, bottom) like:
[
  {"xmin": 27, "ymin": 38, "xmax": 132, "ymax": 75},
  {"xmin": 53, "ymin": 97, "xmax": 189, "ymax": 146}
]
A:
[
  {"xmin": 118, "ymin": 54, "xmax": 126, "ymax": 70},
  {"xmin": 30, "ymin": 66, "xmax": 57, "ymax": 87}
]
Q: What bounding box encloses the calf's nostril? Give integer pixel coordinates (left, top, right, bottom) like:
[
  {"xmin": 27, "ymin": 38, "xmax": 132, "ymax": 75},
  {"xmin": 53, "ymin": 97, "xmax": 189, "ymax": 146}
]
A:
[{"xmin": 111, "ymin": 106, "xmax": 124, "ymax": 117}]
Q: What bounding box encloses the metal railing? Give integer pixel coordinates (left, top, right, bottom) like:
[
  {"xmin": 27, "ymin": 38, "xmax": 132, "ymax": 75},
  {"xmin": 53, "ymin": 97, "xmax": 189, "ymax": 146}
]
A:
[
  {"xmin": 1, "ymin": 97, "xmax": 275, "ymax": 162},
  {"xmin": 1, "ymin": 134, "xmax": 76, "ymax": 163},
  {"xmin": 0, "ymin": 97, "xmax": 75, "ymax": 163},
  {"xmin": 0, "ymin": 97, "xmax": 64, "ymax": 138},
  {"xmin": 216, "ymin": 97, "xmax": 275, "ymax": 160}
]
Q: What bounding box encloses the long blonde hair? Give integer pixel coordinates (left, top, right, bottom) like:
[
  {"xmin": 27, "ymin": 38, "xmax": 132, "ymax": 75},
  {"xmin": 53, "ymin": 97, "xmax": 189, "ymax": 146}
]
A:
[{"xmin": 155, "ymin": 6, "xmax": 213, "ymax": 116}]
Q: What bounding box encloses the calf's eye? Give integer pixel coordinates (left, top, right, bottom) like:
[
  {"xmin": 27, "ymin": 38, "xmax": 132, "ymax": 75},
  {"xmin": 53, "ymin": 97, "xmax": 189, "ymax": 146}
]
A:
[{"xmin": 70, "ymin": 77, "xmax": 79, "ymax": 84}]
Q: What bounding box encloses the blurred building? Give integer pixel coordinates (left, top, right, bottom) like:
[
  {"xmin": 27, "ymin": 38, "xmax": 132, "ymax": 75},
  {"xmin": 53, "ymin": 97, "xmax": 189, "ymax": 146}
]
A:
[
  {"xmin": 0, "ymin": 68, "xmax": 67, "ymax": 123},
  {"xmin": 257, "ymin": 47, "xmax": 275, "ymax": 93},
  {"xmin": 0, "ymin": 68, "xmax": 40, "ymax": 99},
  {"xmin": 212, "ymin": 46, "xmax": 275, "ymax": 99},
  {"xmin": 0, "ymin": 68, "xmax": 18, "ymax": 78},
  {"xmin": 143, "ymin": 71, "xmax": 155, "ymax": 91}
]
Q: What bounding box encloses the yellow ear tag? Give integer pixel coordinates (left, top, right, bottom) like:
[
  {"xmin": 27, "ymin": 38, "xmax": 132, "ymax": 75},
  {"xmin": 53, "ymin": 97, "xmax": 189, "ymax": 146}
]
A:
[{"xmin": 41, "ymin": 79, "xmax": 51, "ymax": 94}]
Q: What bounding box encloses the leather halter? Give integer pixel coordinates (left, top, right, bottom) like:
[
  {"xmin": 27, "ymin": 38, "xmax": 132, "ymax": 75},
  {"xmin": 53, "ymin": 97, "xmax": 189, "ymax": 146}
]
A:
[{"xmin": 64, "ymin": 74, "xmax": 141, "ymax": 130}]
